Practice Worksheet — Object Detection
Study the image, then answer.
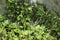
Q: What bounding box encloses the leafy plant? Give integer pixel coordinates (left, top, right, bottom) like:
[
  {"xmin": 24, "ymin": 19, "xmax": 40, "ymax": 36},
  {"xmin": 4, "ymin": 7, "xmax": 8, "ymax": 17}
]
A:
[{"xmin": 0, "ymin": 0, "xmax": 60, "ymax": 40}]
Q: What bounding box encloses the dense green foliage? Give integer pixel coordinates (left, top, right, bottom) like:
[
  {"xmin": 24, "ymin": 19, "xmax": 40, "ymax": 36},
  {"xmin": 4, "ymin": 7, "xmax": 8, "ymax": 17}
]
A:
[
  {"xmin": 0, "ymin": 0, "xmax": 60, "ymax": 40},
  {"xmin": 0, "ymin": 15, "xmax": 57, "ymax": 40}
]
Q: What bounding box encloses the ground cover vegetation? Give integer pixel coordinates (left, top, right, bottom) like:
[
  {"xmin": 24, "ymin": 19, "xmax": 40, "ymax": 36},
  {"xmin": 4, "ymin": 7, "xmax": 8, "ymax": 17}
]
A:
[{"xmin": 0, "ymin": 0, "xmax": 60, "ymax": 40}]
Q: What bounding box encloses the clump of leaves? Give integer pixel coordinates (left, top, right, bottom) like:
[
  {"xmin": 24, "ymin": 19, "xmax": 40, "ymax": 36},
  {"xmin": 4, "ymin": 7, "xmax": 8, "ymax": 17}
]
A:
[
  {"xmin": 0, "ymin": 0, "xmax": 60, "ymax": 40},
  {"xmin": 0, "ymin": 16, "xmax": 57, "ymax": 40}
]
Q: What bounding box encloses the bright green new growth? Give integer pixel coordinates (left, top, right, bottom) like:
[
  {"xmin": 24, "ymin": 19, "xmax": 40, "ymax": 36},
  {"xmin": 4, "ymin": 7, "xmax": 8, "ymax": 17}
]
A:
[{"xmin": 0, "ymin": 15, "xmax": 56, "ymax": 40}]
